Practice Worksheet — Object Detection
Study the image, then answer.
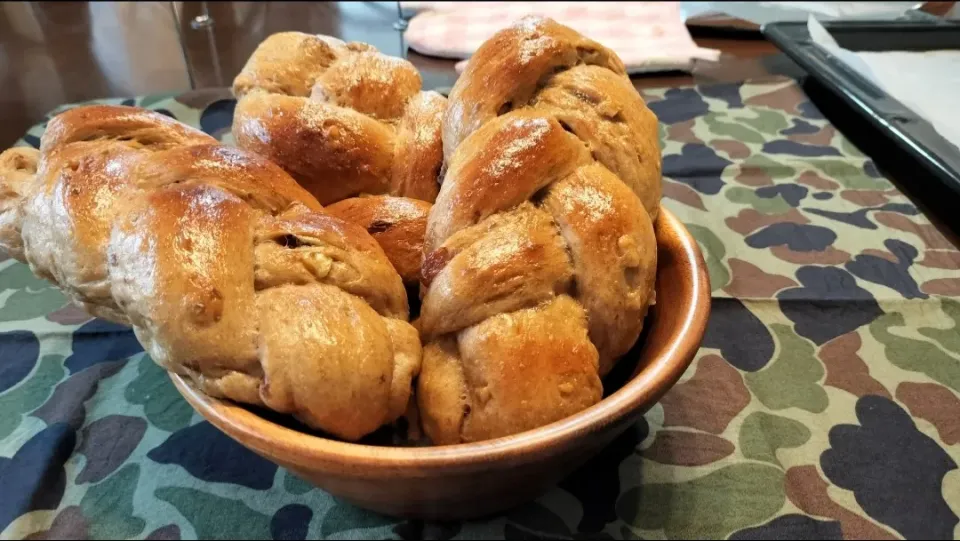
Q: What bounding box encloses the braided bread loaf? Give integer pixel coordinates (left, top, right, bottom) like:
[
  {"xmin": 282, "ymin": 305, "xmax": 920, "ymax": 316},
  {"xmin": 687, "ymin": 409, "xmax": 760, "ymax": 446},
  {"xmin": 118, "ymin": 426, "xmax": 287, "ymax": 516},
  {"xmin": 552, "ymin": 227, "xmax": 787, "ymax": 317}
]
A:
[
  {"xmin": 0, "ymin": 105, "xmax": 421, "ymax": 442},
  {"xmin": 417, "ymin": 18, "xmax": 661, "ymax": 444},
  {"xmin": 232, "ymin": 32, "xmax": 446, "ymax": 205}
]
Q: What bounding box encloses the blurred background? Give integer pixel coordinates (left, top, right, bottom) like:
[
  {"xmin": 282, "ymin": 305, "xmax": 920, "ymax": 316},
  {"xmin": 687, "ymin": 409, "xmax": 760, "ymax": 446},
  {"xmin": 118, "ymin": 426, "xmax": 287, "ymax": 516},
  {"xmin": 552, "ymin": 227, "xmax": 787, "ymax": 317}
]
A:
[
  {"xmin": 2, "ymin": 1, "xmax": 958, "ymax": 149},
  {"xmin": 0, "ymin": 1, "xmax": 445, "ymax": 148}
]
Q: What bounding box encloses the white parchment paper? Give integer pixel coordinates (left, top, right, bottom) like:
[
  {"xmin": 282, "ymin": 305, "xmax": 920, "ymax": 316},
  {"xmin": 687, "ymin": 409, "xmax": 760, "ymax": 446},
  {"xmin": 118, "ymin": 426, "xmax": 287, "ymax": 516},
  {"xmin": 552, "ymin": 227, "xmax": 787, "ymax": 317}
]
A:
[{"xmin": 808, "ymin": 16, "xmax": 960, "ymax": 151}]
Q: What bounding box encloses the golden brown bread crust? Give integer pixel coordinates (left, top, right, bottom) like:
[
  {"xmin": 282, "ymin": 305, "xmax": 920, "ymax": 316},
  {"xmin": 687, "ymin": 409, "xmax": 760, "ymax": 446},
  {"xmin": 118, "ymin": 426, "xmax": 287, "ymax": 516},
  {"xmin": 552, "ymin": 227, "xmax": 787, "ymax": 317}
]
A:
[
  {"xmin": 418, "ymin": 17, "xmax": 661, "ymax": 445},
  {"xmin": 232, "ymin": 32, "xmax": 445, "ymax": 205},
  {"xmin": 419, "ymin": 296, "xmax": 602, "ymax": 443},
  {"xmin": 17, "ymin": 106, "xmax": 218, "ymax": 322},
  {"xmin": 0, "ymin": 105, "xmax": 421, "ymax": 442},
  {"xmin": 324, "ymin": 195, "xmax": 431, "ymax": 285},
  {"xmin": 443, "ymin": 18, "xmax": 660, "ymax": 220}
]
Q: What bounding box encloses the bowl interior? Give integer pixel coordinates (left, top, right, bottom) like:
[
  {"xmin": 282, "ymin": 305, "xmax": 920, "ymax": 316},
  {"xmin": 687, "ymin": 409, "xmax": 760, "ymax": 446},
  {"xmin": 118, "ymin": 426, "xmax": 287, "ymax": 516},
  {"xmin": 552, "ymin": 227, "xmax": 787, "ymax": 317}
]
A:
[{"xmin": 170, "ymin": 206, "xmax": 711, "ymax": 471}]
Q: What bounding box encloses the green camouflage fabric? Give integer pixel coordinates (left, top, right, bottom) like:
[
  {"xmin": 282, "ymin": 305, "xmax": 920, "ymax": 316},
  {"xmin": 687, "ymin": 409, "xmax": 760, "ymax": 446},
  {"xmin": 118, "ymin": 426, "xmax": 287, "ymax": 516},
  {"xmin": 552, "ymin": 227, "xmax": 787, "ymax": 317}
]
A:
[{"xmin": 2, "ymin": 77, "xmax": 959, "ymax": 540}]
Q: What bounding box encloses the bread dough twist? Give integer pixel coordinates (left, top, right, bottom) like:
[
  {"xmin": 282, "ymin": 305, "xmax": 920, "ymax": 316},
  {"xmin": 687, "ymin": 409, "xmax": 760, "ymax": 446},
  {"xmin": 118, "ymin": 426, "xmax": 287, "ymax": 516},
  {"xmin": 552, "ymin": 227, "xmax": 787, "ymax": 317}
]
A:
[
  {"xmin": 0, "ymin": 105, "xmax": 420, "ymax": 442},
  {"xmin": 232, "ymin": 32, "xmax": 446, "ymax": 205},
  {"xmin": 417, "ymin": 18, "xmax": 661, "ymax": 444}
]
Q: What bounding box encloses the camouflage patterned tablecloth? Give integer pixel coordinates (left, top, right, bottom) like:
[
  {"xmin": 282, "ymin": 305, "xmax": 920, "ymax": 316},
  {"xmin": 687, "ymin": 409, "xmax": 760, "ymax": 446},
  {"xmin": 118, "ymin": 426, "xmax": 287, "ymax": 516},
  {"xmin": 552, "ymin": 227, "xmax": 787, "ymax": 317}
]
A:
[{"xmin": 2, "ymin": 78, "xmax": 959, "ymax": 540}]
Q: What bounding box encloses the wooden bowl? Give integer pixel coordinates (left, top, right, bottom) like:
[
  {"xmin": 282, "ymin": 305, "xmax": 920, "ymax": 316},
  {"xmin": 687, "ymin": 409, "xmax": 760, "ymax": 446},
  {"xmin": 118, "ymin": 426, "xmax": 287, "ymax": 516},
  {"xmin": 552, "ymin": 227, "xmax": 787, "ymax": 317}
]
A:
[{"xmin": 170, "ymin": 207, "xmax": 711, "ymax": 520}]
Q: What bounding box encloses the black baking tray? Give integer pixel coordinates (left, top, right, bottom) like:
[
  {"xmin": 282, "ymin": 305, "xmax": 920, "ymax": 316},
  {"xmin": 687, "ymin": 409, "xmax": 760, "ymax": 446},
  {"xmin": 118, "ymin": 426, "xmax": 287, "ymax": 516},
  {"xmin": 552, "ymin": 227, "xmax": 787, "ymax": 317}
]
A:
[{"xmin": 762, "ymin": 20, "xmax": 960, "ymax": 201}]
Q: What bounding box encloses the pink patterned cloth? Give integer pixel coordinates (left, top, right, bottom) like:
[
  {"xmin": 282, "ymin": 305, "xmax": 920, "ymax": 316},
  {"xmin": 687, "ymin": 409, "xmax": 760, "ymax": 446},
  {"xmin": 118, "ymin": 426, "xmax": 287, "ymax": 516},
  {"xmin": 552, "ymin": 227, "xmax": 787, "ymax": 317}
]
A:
[{"xmin": 402, "ymin": 1, "xmax": 720, "ymax": 74}]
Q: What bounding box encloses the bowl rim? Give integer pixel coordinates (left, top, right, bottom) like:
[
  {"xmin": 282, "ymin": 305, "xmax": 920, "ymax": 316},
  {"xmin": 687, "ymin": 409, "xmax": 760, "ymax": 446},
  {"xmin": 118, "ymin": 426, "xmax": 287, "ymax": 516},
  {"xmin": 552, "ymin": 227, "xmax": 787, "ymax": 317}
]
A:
[{"xmin": 171, "ymin": 206, "xmax": 711, "ymax": 472}]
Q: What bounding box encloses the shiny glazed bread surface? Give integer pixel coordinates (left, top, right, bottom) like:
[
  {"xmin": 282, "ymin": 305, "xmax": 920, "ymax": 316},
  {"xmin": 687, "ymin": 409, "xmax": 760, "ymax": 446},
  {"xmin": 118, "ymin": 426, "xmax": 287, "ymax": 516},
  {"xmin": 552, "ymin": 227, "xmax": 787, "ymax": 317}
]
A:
[
  {"xmin": 0, "ymin": 105, "xmax": 421, "ymax": 442},
  {"xmin": 418, "ymin": 17, "xmax": 662, "ymax": 445},
  {"xmin": 232, "ymin": 32, "xmax": 446, "ymax": 205}
]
